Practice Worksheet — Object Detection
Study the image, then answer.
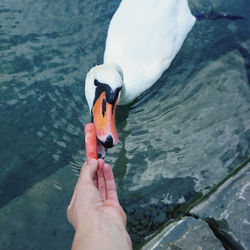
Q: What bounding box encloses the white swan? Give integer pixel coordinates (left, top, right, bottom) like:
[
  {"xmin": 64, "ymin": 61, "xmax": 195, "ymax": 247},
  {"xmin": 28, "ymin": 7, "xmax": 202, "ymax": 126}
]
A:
[{"xmin": 85, "ymin": 0, "xmax": 196, "ymax": 155}]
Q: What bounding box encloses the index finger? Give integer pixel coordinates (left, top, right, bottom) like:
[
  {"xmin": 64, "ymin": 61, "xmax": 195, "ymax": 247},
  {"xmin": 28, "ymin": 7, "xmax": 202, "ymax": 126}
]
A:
[{"xmin": 78, "ymin": 159, "xmax": 98, "ymax": 185}]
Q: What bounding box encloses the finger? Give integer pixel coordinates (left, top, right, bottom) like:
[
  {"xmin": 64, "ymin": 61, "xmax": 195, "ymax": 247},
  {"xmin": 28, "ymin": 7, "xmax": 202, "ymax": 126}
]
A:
[
  {"xmin": 97, "ymin": 159, "xmax": 106, "ymax": 200},
  {"xmin": 93, "ymin": 172, "xmax": 98, "ymax": 188},
  {"xmin": 67, "ymin": 187, "xmax": 76, "ymax": 212},
  {"xmin": 79, "ymin": 159, "xmax": 98, "ymax": 184},
  {"xmin": 93, "ymin": 160, "xmax": 103, "ymax": 188},
  {"xmin": 103, "ymin": 163, "xmax": 119, "ymax": 203},
  {"xmin": 79, "ymin": 161, "xmax": 88, "ymax": 177}
]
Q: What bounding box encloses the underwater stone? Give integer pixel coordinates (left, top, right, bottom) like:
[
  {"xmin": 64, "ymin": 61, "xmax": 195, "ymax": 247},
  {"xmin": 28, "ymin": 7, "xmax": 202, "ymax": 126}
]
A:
[
  {"xmin": 0, "ymin": 165, "xmax": 76, "ymax": 250},
  {"xmin": 135, "ymin": 223, "xmax": 145, "ymax": 230},
  {"xmin": 134, "ymin": 209, "xmax": 144, "ymax": 221},
  {"xmin": 131, "ymin": 219, "xmax": 140, "ymax": 227},
  {"xmin": 154, "ymin": 211, "xmax": 167, "ymax": 225},
  {"xmin": 191, "ymin": 163, "xmax": 250, "ymax": 250},
  {"xmin": 141, "ymin": 218, "xmax": 150, "ymax": 227}
]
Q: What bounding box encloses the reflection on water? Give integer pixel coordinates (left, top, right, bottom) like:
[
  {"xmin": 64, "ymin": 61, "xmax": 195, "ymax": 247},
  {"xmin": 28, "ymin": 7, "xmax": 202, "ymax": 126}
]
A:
[{"xmin": 0, "ymin": 0, "xmax": 250, "ymax": 249}]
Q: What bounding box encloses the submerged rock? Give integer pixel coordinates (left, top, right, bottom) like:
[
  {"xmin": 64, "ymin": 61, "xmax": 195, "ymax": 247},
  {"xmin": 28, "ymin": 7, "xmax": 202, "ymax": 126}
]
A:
[
  {"xmin": 142, "ymin": 217, "xmax": 224, "ymax": 250},
  {"xmin": 154, "ymin": 211, "xmax": 167, "ymax": 225},
  {"xmin": 0, "ymin": 165, "xmax": 76, "ymax": 250},
  {"xmin": 191, "ymin": 163, "xmax": 250, "ymax": 250}
]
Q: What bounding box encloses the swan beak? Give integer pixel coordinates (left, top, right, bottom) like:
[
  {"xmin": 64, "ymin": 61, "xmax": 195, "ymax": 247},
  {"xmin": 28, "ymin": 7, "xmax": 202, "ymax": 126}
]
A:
[{"xmin": 92, "ymin": 92, "xmax": 119, "ymax": 148}]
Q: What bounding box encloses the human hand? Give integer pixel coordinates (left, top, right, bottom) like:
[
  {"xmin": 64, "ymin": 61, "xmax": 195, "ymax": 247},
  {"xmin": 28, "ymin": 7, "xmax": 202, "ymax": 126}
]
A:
[{"xmin": 67, "ymin": 159, "xmax": 132, "ymax": 250}]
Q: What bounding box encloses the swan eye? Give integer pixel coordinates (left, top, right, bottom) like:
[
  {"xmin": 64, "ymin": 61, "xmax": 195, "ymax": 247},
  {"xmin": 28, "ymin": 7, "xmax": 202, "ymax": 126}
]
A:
[{"xmin": 94, "ymin": 79, "xmax": 99, "ymax": 86}]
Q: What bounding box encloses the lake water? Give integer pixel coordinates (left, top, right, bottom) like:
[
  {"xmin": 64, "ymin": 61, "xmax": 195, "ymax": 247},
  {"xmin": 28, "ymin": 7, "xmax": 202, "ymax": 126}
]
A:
[{"xmin": 0, "ymin": 0, "xmax": 250, "ymax": 249}]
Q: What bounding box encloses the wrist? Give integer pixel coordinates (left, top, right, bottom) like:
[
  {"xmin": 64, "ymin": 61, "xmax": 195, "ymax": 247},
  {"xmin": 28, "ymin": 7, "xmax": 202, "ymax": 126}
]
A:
[{"xmin": 72, "ymin": 216, "xmax": 131, "ymax": 250}]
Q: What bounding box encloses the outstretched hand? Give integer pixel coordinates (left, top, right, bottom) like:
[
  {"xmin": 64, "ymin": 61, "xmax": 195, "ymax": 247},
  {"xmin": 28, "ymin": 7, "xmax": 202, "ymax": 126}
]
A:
[{"xmin": 67, "ymin": 159, "xmax": 131, "ymax": 250}]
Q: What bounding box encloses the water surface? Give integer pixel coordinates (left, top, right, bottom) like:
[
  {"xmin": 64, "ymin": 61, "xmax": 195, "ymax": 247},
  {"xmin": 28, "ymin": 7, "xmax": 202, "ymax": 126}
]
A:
[{"xmin": 0, "ymin": 0, "xmax": 250, "ymax": 248}]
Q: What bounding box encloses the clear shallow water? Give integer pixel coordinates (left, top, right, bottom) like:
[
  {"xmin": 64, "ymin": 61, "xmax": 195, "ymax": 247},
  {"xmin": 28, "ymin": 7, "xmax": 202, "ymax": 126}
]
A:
[{"xmin": 0, "ymin": 0, "xmax": 250, "ymax": 249}]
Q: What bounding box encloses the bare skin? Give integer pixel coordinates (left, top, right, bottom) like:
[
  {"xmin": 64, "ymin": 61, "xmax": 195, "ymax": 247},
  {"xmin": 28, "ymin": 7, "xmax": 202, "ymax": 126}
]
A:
[{"xmin": 67, "ymin": 159, "xmax": 132, "ymax": 250}]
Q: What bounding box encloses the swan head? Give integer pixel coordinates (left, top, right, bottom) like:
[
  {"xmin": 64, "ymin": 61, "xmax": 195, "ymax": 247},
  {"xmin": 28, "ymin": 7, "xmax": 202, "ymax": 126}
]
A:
[{"xmin": 85, "ymin": 64, "xmax": 123, "ymax": 157}]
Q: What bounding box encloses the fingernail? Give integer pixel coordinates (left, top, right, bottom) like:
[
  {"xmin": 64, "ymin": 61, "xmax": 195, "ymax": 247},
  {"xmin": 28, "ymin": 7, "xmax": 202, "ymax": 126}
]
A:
[{"xmin": 88, "ymin": 159, "xmax": 97, "ymax": 165}]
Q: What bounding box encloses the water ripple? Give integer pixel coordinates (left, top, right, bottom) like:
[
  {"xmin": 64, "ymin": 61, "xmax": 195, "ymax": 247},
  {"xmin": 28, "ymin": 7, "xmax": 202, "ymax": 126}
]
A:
[{"xmin": 0, "ymin": 0, "xmax": 250, "ymax": 248}]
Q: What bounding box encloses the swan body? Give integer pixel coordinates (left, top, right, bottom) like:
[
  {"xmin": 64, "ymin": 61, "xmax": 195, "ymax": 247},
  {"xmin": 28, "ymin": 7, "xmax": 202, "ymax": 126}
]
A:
[
  {"xmin": 103, "ymin": 0, "xmax": 196, "ymax": 104},
  {"xmin": 85, "ymin": 0, "xmax": 196, "ymax": 153}
]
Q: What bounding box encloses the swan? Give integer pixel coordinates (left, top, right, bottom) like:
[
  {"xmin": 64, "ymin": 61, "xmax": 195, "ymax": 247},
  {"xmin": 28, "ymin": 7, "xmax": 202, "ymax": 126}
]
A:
[{"xmin": 85, "ymin": 0, "xmax": 196, "ymax": 157}]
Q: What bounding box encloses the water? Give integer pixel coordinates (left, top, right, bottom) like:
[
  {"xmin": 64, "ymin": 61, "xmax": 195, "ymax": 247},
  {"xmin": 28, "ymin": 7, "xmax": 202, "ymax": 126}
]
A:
[{"xmin": 0, "ymin": 0, "xmax": 250, "ymax": 249}]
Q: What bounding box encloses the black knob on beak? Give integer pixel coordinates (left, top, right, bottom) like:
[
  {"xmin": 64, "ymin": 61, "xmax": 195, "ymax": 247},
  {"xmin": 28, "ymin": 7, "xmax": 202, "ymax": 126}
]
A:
[{"xmin": 104, "ymin": 135, "xmax": 113, "ymax": 148}]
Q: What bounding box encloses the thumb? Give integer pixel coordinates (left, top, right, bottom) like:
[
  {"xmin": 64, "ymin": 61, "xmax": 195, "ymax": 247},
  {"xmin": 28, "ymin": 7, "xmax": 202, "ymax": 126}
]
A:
[{"xmin": 80, "ymin": 159, "xmax": 98, "ymax": 182}]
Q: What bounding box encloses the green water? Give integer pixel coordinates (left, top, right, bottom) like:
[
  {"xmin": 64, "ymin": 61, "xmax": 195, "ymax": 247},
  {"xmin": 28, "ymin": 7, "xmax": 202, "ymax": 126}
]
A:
[{"xmin": 0, "ymin": 0, "xmax": 250, "ymax": 249}]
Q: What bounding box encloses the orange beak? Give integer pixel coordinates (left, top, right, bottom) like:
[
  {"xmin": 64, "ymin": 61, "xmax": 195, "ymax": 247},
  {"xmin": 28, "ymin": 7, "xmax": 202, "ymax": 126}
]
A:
[{"xmin": 92, "ymin": 92, "xmax": 119, "ymax": 148}]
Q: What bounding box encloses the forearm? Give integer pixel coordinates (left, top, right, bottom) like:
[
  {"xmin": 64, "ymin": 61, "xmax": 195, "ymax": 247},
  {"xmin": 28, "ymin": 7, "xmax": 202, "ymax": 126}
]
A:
[{"xmin": 71, "ymin": 219, "xmax": 131, "ymax": 250}]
